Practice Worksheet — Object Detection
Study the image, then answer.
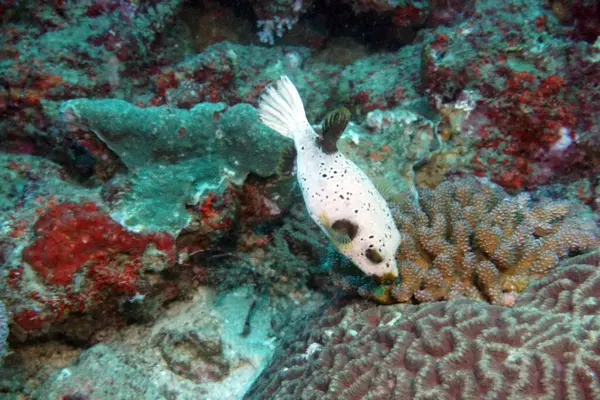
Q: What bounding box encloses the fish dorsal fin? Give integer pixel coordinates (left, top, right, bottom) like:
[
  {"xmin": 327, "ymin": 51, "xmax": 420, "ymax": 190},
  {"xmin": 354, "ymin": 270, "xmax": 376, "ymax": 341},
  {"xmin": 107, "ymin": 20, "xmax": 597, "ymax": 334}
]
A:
[
  {"xmin": 317, "ymin": 107, "xmax": 351, "ymax": 154},
  {"xmin": 373, "ymin": 178, "xmax": 402, "ymax": 203},
  {"xmin": 276, "ymin": 145, "xmax": 297, "ymax": 177}
]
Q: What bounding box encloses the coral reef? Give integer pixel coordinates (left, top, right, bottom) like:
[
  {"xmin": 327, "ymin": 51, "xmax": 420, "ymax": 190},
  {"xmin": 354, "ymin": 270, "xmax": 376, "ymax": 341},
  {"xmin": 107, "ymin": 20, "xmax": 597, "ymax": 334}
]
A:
[
  {"xmin": 6, "ymin": 284, "xmax": 328, "ymax": 400},
  {"xmin": 60, "ymin": 97, "xmax": 295, "ymax": 232},
  {"xmin": 245, "ymin": 261, "xmax": 600, "ymax": 400},
  {"xmin": 338, "ymin": 107, "xmax": 441, "ymax": 199},
  {"xmin": 518, "ymin": 259, "xmax": 600, "ymax": 318},
  {"xmin": 32, "ymin": 344, "xmax": 163, "ymax": 399},
  {"xmin": 0, "ymin": 0, "xmax": 184, "ymax": 155},
  {"xmin": 144, "ymin": 42, "xmax": 338, "ymax": 120},
  {"xmin": 60, "ymin": 98, "xmax": 288, "ymax": 177},
  {"xmin": 10, "ymin": 200, "xmax": 176, "ymax": 339},
  {"xmin": 336, "ymin": 45, "xmax": 423, "ymax": 117},
  {"xmin": 196, "ymin": 200, "xmax": 330, "ymax": 302},
  {"xmin": 22, "ymin": 202, "xmax": 174, "ymax": 287},
  {"xmin": 333, "ymin": 178, "xmax": 599, "ymax": 305},
  {"xmin": 1, "ymin": 0, "xmax": 600, "ymax": 398},
  {"xmin": 419, "ymin": 0, "xmax": 600, "ymax": 190}
]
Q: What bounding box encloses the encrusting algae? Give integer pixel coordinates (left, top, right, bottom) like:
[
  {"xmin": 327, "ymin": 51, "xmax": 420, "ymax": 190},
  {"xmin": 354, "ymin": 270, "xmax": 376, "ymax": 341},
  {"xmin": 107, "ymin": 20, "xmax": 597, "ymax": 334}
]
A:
[{"xmin": 331, "ymin": 178, "xmax": 600, "ymax": 306}]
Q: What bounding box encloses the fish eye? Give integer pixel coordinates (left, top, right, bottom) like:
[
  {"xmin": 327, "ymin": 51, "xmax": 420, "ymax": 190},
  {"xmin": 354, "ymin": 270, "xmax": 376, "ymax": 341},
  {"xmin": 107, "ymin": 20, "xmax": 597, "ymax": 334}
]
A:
[{"xmin": 365, "ymin": 248, "xmax": 383, "ymax": 264}]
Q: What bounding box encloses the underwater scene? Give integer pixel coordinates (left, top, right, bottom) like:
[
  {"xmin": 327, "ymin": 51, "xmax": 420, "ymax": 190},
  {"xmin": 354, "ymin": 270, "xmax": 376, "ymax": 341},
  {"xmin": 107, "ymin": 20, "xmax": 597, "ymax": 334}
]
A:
[{"xmin": 1, "ymin": 0, "xmax": 600, "ymax": 399}]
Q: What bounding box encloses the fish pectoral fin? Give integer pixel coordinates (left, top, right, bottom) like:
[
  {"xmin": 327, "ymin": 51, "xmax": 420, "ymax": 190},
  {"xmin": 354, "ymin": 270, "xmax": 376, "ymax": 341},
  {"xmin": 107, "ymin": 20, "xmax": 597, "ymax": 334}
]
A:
[
  {"xmin": 317, "ymin": 107, "xmax": 351, "ymax": 154},
  {"xmin": 330, "ymin": 230, "xmax": 353, "ymax": 251},
  {"xmin": 329, "ymin": 218, "xmax": 359, "ymax": 251},
  {"xmin": 331, "ymin": 219, "xmax": 359, "ymax": 240},
  {"xmin": 276, "ymin": 145, "xmax": 297, "ymax": 177},
  {"xmin": 318, "ymin": 213, "xmax": 357, "ymax": 251}
]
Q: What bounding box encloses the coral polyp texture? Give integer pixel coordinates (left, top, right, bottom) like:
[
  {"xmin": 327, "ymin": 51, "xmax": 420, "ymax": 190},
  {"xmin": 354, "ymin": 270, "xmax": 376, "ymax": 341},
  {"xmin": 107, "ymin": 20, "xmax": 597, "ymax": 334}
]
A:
[
  {"xmin": 244, "ymin": 262, "xmax": 600, "ymax": 400},
  {"xmin": 332, "ymin": 178, "xmax": 599, "ymax": 305}
]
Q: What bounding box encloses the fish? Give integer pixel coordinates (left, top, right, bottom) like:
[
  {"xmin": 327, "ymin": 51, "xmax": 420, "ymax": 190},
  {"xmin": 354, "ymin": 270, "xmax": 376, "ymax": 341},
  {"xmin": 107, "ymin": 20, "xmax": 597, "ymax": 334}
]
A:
[{"xmin": 258, "ymin": 76, "xmax": 401, "ymax": 279}]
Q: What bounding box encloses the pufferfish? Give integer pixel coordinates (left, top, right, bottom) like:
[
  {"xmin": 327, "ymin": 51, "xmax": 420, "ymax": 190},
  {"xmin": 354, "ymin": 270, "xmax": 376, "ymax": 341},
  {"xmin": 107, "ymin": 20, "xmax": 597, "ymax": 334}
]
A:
[{"xmin": 258, "ymin": 76, "xmax": 401, "ymax": 279}]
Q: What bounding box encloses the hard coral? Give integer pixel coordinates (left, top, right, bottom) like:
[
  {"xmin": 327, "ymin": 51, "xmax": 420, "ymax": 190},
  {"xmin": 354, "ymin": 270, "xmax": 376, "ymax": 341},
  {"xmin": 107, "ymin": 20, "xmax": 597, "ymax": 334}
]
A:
[
  {"xmin": 245, "ymin": 262, "xmax": 600, "ymax": 400},
  {"xmin": 332, "ymin": 178, "xmax": 599, "ymax": 305},
  {"xmin": 516, "ymin": 261, "xmax": 600, "ymax": 318}
]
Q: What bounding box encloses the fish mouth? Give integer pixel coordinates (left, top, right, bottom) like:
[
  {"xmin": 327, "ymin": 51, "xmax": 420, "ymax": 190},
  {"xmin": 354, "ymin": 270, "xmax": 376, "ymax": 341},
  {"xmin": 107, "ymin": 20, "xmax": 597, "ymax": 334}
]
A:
[{"xmin": 376, "ymin": 272, "xmax": 398, "ymax": 284}]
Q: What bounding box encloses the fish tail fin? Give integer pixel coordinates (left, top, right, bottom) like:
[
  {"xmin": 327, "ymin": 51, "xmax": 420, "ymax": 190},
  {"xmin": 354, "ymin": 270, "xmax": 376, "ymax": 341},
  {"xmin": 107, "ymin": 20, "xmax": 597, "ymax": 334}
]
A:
[{"xmin": 258, "ymin": 76, "xmax": 308, "ymax": 139}]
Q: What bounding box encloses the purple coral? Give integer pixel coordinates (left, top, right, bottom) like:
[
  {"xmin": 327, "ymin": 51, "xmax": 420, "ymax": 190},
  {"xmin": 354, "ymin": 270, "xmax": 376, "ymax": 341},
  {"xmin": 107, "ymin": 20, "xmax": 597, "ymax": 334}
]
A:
[{"xmin": 245, "ymin": 263, "xmax": 600, "ymax": 399}]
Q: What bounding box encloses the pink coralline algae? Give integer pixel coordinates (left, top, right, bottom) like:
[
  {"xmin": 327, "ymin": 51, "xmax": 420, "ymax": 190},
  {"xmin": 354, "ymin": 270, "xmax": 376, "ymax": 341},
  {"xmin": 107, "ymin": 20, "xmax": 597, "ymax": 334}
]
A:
[
  {"xmin": 418, "ymin": 1, "xmax": 600, "ymax": 191},
  {"xmin": 23, "ymin": 201, "xmax": 174, "ymax": 287},
  {"xmin": 13, "ymin": 201, "xmax": 175, "ymax": 334},
  {"xmin": 245, "ymin": 262, "xmax": 600, "ymax": 399}
]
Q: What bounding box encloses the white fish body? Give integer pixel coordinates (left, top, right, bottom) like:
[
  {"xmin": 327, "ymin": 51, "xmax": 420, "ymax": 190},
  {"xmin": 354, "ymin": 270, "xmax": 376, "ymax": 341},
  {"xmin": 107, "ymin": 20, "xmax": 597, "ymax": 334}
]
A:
[{"xmin": 258, "ymin": 76, "xmax": 401, "ymax": 278}]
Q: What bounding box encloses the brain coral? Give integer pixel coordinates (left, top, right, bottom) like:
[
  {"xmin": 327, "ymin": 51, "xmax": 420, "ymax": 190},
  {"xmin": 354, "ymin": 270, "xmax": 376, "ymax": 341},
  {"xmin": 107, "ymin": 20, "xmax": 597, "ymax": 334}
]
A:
[
  {"xmin": 244, "ymin": 263, "xmax": 600, "ymax": 400},
  {"xmin": 332, "ymin": 178, "xmax": 599, "ymax": 306}
]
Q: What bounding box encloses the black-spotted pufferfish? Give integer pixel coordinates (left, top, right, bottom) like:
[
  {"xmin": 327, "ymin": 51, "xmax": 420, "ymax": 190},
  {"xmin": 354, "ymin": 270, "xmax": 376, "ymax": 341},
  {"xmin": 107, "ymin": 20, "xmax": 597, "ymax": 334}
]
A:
[{"xmin": 258, "ymin": 76, "xmax": 401, "ymax": 279}]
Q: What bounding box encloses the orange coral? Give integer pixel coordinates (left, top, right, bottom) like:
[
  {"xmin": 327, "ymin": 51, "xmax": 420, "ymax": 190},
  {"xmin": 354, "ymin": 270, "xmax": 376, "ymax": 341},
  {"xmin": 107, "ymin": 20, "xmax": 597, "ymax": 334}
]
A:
[{"xmin": 393, "ymin": 179, "xmax": 599, "ymax": 304}]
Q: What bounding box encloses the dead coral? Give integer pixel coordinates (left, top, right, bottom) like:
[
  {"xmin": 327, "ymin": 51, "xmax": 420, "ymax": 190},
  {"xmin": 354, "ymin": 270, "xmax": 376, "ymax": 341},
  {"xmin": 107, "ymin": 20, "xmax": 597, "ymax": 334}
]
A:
[{"xmin": 333, "ymin": 178, "xmax": 599, "ymax": 305}]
